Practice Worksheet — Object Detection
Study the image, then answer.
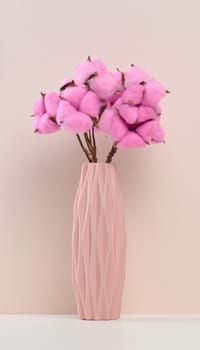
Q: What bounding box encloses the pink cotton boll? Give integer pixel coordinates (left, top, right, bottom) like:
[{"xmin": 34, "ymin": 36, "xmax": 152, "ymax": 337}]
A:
[
  {"xmin": 62, "ymin": 111, "xmax": 92, "ymax": 134},
  {"xmin": 125, "ymin": 67, "xmax": 151, "ymax": 88},
  {"xmin": 118, "ymin": 104, "xmax": 138, "ymax": 124},
  {"xmin": 136, "ymin": 120, "xmax": 156, "ymax": 143},
  {"xmin": 136, "ymin": 119, "xmax": 164, "ymax": 144},
  {"xmin": 111, "ymin": 70, "xmax": 125, "ymax": 90},
  {"xmin": 142, "ymin": 80, "xmax": 166, "ymax": 107},
  {"xmin": 109, "ymin": 90, "xmax": 124, "ymax": 105},
  {"xmin": 37, "ymin": 113, "xmax": 60, "ymax": 134},
  {"xmin": 92, "ymin": 58, "xmax": 108, "ymax": 74},
  {"xmin": 154, "ymin": 105, "xmax": 162, "ymax": 116},
  {"xmin": 137, "ymin": 105, "xmax": 157, "ymax": 123},
  {"xmin": 110, "ymin": 115, "xmax": 128, "ymax": 142},
  {"xmin": 79, "ymin": 91, "xmax": 100, "ymax": 117},
  {"xmin": 151, "ymin": 121, "xmax": 165, "ymax": 143},
  {"xmin": 60, "ymin": 85, "xmax": 88, "ymax": 109},
  {"xmin": 117, "ymin": 131, "xmax": 146, "ymax": 149},
  {"xmin": 56, "ymin": 100, "xmax": 76, "ymax": 124},
  {"xmin": 74, "ymin": 60, "xmax": 97, "ymax": 85},
  {"xmin": 44, "ymin": 92, "xmax": 60, "ymax": 116},
  {"xmin": 98, "ymin": 108, "xmax": 115, "ymax": 133},
  {"xmin": 89, "ymin": 73, "xmax": 119, "ymax": 100},
  {"xmin": 122, "ymin": 84, "xmax": 144, "ymax": 105},
  {"xmin": 33, "ymin": 96, "xmax": 45, "ymax": 116},
  {"xmin": 112, "ymin": 70, "xmax": 122, "ymax": 83},
  {"xmin": 32, "ymin": 115, "xmax": 41, "ymax": 132},
  {"xmin": 60, "ymin": 76, "xmax": 72, "ymax": 89},
  {"xmin": 113, "ymin": 97, "xmax": 123, "ymax": 109}
]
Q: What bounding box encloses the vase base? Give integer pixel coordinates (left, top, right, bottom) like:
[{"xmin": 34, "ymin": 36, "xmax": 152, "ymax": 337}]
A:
[{"xmin": 78, "ymin": 314, "xmax": 120, "ymax": 321}]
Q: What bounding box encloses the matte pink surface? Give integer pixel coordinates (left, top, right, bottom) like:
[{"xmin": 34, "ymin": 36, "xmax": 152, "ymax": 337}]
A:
[{"xmin": 72, "ymin": 163, "xmax": 126, "ymax": 320}]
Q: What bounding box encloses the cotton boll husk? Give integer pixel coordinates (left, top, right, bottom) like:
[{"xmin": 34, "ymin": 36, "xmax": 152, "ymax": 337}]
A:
[
  {"xmin": 62, "ymin": 111, "xmax": 93, "ymax": 133},
  {"xmin": 33, "ymin": 96, "xmax": 45, "ymax": 116},
  {"xmin": 110, "ymin": 115, "xmax": 128, "ymax": 141},
  {"xmin": 79, "ymin": 91, "xmax": 100, "ymax": 116},
  {"xmin": 98, "ymin": 108, "xmax": 115, "ymax": 133},
  {"xmin": 125, "ymin": 67, "xmax": 151, "ymax": 88},
  {"xmin": 117, "ymin": 131, "xmax": 146, "ymax": 148},
  {"xmin": 37, "ymin": 113, "xmax": 60, "ymax": 134},
  {"xmin": 44, "ymin": 92, "xmax": 60, "ymax": 116},
  {"xmin": 56, "ymin": 100, "xmax": 76, "ymax": 124},
  {"xmin": 60, "ymin": 85, "xmax": 88, "ymax": 109},
  {"xmin": 60, "ymin": 77, "xmax": 72, "ymax": 89},
  {"xmin": 137, "ymin": 105, "xmax": 157, "ymax": 123},
  {"xmin": 142, "ymin": 80, "xmax": 166, "ymax": 107},
  {"xmin": 89, "ymin": 73, "xmax": 119, "ymax": 100},
  {"xmin": 122, "ymin": 84, "xmax": 144, "ymax": 105},
  {"xmin": 118, "ymin": 104, "xmax": 138, "ymax": 124},
  {"xmin": 136, "ymin": 119, "xmax": 164, "ymax": 143}
]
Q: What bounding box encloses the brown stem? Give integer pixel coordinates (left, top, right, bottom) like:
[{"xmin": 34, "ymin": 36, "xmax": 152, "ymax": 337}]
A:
[
  {"xmin": 106, "ymin": 143, "xmax": 118, "ymax": 163},
  {"xmin": 84, "ymin": 133, "xmax": 93, "ymax": 154},
  {"xmin": 76, "ymin": 134, "xmax": 92, "ymax": 162},
  {"xmin": 88, "ymin": 129, "xmax": 92, "ymax": 143},
  {"xmin": 84, "ymin": 132, "xmax": 96, "ymax": 163},
  {"xmin": 92, "ymin": 127, "xmax": 97, "ymax": 162},
  {"xmin": 83, "ymin": 129, "xmax": 97, "ymax": 163}
]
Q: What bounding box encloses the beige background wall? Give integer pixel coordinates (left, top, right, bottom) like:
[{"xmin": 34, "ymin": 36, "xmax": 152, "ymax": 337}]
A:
[{"xmin": 1, "ymin": 0, "xmax": 200, "ymax": 314}]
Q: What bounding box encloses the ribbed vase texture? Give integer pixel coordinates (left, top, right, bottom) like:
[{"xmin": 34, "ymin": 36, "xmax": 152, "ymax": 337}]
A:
[{"xmin": 72, "ymin": 163, "xmax": 126, "ymax": 320}]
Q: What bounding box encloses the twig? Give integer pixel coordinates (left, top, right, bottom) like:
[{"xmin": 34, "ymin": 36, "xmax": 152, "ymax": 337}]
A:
[
  {"xmin": 92, "ymin": 127, "xmax": 97, "ymax": 162},
  {"xmin": 106, "ymin": 143, "xmax": 118, "ymax": 163},
  {"xmin": 88, "ymin": 129, "xmax": 92, "ymax": 144},
  {"xmin": 76, "ymin": 134, "xmax": 92, "ymax": 162},
  {"xmin": 84, "ymin": 132, "xmax": 95, "ymax": 162},
  {"xmin": 84, "ymin": 133, "xmax": 93, "ymax": 156}
]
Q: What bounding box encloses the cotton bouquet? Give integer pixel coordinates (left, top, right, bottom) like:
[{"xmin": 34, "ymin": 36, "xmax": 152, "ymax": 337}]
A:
[{"xmin": 32, "ymin": 56, "xmax": 169, "ymax": 163}]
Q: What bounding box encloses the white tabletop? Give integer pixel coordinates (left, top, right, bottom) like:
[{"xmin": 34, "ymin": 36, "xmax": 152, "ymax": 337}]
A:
[{"xmin": 0, "ymin": 315, "xmax": 200, "ymax": 350}]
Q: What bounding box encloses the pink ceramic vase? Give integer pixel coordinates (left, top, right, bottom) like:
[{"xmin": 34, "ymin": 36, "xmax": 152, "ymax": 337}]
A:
[{"xmin": 72, "ymin": 163, "xmax": 126, "ymax": 320}]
